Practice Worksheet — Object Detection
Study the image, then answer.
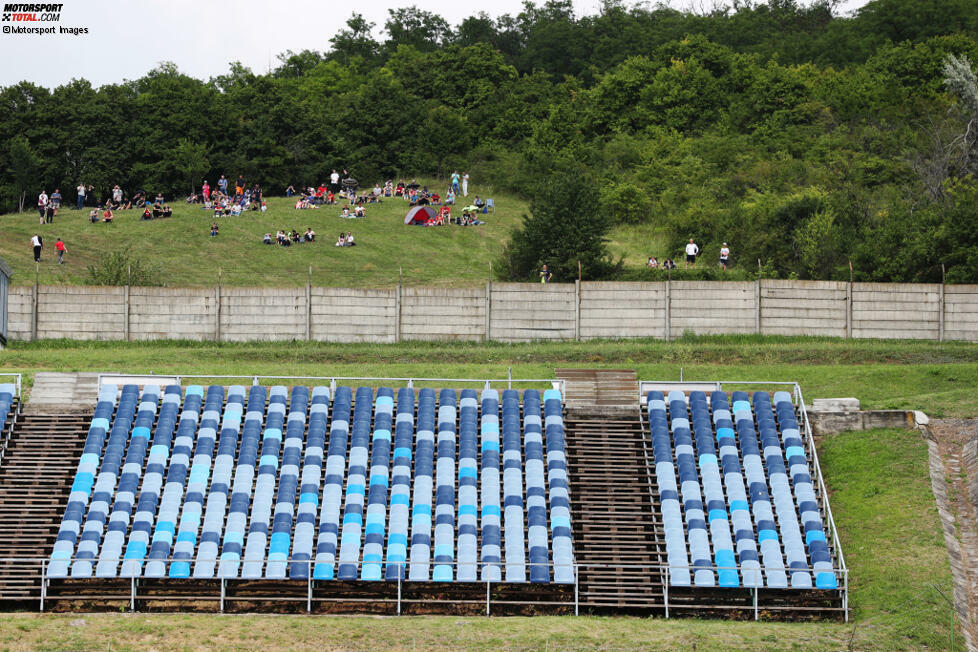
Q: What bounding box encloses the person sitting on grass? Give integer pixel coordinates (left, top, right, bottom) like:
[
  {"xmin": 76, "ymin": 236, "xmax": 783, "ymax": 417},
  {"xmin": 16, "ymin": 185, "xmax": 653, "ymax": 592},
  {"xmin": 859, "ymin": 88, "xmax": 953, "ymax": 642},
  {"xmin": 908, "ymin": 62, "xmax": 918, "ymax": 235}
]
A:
[
  {"xmin": 153, "ymin": 203, "xmax": 163, "ymax": 218},
  {"xmin": 142, "ymin": 207, "xmax": 153, "ymax": 220},
  {"xmin": 335, "ymin": 232, "xmax": 346, "ymax": 247},
  {"xmin": 345, "ymin": 232, "xmax": 355, "ymax": 246},
  {"xmin": 230, "ymin": 203, "xmax": 242, "ymax": 216},
  {"xmin": 290, "ymin": 229, "xmax": 301, "ymax": 244},
  {"xmin": 354, "ymin": 204, "xmax": 365, "ymax": 218},
  {"xmin": 304, "ymin": 227, "xmax": 315, "ymax": 242},
  {"xmin": 162, "ymin": 204, "xmax": 172, "ymax": 218},
  {"xmin": 210, "ymin": 222, "xmax": 219, "ymax": 237},
  {"xmin": 326, "ymin": 191, "xmax": 335, "ymax": 205},
  {"xmin": 102, "ymin": 207, "xmax": 114, "ymax": 223},
  {"xmin": 647, "ymin": 256, "xmax": 658, "ymax": 269},
  {"xmin": 340, "ymin": 206, "xmax": 351, "ymax": 218},
  {"xmin": 263, "ymin": 232, "xmax": 272, "ymax": 245},
  {"xmin": 89, "ymin": 208, "xmax": 99, "ymax": 223},
  {"xmin": 276, "ymin": 230, "xmax": 286, "ymax": 244}
]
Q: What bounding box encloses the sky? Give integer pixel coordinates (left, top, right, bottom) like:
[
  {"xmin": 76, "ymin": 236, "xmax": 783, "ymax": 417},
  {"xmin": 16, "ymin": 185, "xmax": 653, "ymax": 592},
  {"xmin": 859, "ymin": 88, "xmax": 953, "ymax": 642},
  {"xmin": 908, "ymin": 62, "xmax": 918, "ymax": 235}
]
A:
[{"xmin": 0, "ymin": 0, "xmax": 872, "ymax": 88}]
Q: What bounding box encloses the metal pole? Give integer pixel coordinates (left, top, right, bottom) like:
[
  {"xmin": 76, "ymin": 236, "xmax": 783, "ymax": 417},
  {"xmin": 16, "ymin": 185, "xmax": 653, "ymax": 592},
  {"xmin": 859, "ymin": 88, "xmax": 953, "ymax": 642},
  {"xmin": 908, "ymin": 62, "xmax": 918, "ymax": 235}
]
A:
[
  {"xmin": 220, "ymin": 577, "xmax": 225, "ymax": 613},
  {"xmin": 397, "ymin": 570, "xmax": 402, "ymax": 615},
  {"xmin": 843, "ymin": 569, "xmax": 849, "ymax": 623},
  {"xmin": 664, "ymin": 568, "xmax": 669, "ymax": 619},
  {"xmin": 130, "ymin": 576, "xmax": 136, "ymax": 612},
  {"xmin": 307, "ymin": 561, "xmax": 312, "ymax": 613},
  {"xmin": 753, "ymin": 587, "xmax": 758, "ymax": 621},
  {"xmin": 486, "ymin": 579, "xmax": 490, "ymax": 617},
  {"xmin": 574, "ymin": 563, "xmax": 579, "ymax": 616},
  {"xmin": 40, "ymin": 559, "xmax": 46, "ymax": 612}
]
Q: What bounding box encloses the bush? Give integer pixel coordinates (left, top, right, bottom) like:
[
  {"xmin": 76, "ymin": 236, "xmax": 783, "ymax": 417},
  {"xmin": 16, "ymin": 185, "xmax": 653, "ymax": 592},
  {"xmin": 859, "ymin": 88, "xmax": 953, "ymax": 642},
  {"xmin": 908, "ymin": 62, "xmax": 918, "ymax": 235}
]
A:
[
  {"xmin": 87, "ymin": 247, "xmax": 163, "ymax": 286},
  {"xmin": 600, "ymin": 182, "xmax": 652, "ymax": 225}
]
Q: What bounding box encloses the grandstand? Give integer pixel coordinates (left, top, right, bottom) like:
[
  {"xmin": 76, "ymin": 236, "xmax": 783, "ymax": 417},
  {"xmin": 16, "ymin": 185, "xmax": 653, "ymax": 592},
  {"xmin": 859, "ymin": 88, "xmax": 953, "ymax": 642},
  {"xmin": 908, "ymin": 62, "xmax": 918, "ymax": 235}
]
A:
[{"xmin": 0, "ymin": 371, "xmax": 846, "ymax": 619}]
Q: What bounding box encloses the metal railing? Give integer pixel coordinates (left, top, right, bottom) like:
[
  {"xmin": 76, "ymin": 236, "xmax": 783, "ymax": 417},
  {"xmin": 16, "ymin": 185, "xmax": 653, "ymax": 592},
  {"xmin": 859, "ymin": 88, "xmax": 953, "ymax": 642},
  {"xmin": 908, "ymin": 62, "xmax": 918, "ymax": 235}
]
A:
[
  {"xmin": 0, "ymin": 373, "xmax": 22, "ymax": 466},
  {"xmin": 96, "ymin": 373, "xmax": 565, "ymax": 396},
  {"xmin": 0, "ymin": 373, "xmax": 22, "ymax": 399},
  {"xmin": 25, "ymin": 557, "xmax": 847, "ymax": 619}
]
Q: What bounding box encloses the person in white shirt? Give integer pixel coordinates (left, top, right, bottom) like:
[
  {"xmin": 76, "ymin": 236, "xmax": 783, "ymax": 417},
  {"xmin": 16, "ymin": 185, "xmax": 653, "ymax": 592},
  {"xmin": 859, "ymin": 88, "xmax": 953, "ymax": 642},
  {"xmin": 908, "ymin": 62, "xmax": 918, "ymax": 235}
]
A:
[
  {"xmin": 720, "ymin": 243, "xmax": 730, "ymax": 270},
  {"xmin": 685, "ymin": 239, "xmax": 699, "ymax": 269},
  {"xmin": 462, "ymin": 172, "xmax": 470, "ymax": 197},
  {"xmin": 330, "ymin": 169, "xmax": 340, "ymax": 192},
  {"xmin": 37, "ymin": 190, "xmax": 48, "ymax": 222},
  {"xmin": 31, "ymin": 233, "xmax": 42, "ymax": 262},
  {"xmin": 76, "ymin": 183, "xmax": 86, "ymax": 209}
]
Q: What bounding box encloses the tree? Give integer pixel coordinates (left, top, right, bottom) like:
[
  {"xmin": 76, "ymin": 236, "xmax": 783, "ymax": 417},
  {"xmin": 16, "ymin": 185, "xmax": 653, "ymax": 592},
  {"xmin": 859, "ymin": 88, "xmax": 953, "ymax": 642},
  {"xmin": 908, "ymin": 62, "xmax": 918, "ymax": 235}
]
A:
[
  {"xmin": 172, "ymin": 139, "xmax": 209, "ymax": 196},
  {"xmin": 6, "ymin": 135, "xmax": 39, "ymax": 212},
  {"xmin": 498, "ymin": 163, "xmax": 617, "ymax": 281}
]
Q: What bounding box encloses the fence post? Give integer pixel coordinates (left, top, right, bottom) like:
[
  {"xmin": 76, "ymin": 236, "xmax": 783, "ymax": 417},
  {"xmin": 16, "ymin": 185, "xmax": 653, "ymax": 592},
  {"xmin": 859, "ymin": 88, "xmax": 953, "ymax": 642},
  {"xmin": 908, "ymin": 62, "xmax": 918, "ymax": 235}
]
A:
[
  {"xmin": 40, "ymin": 559, "xmax": 46, "ymax": 612},
  {"xmin": 124, "ymin": 281, "xmax": 131, "ymax": 342},
  {"xmin": 753, "ymin": 586, "xmax": 758, "ymax": 621},
  {"xmin": 395, "ymin": 282, "xmax": 402, "ymax": 343},
  {"xmin": 215, "ymin": 274, "xmax": 222, "ymax": 342},
  {"xmin": 306, "ymin": 267, "xmax": 312, "ymax": 341},
  {"xmin": 845, "ymin": 282, "xmax": 852, "ymax": 339},
  {"xmin": 486, "ymin": 578, "xmax": 490, "ymax": 617},
  {"xmin": 938, "ymin": 281, "xmax": 945, "ymax": 342},
  {"xmin": 574, "ymin": 563, "xmax": 579, "ymax": 616},
  {"xmin": 484, "ymin": 281, "xmax": 492, "ymax": 342},
  {"xmin": 664, "ymin": 567, "xmax": 669, "ymax": 618},
  {"xmin": 130, "ymin": 576, "xmax": 136, "ymax": 612},
  {"xmin": 397, "ymin": 570, "xmax": 402, "ymax": 615},
  {"xmin": 307, "ymin": 560, "xmax": 312, "ymax": 613},
  {"xmin": 843, "ymin": 568, "xmax": 849, "ymax": 623},
  {"xmin": 31, "ymin": 270, "xmax": 38, "ymax": 342},
  {"xmin": 575, "ymin": 279, "xmax": 581, "ymax": 341},
  {"xmin": 220, "ymin": 576, "xmax": 225, "ymax": 613},
  {"xmin": 664, "ymin": 280, "xmax": 671, "ymax": 342},
  {"xmin": 755, "ymin": 279, "xmax": 762, "ymax": 335}
]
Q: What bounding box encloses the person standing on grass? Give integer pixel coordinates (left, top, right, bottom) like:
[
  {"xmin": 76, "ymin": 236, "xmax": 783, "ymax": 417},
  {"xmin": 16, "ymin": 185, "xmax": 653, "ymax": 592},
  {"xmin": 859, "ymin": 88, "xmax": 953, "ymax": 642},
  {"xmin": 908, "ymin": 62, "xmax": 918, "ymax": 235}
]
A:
[
  {"xmin": 76, "ymin": 182, "xmax": 86, "ymax": 209},
  {"xmin": 462, "ymin": 172, "xmax": 469, "ymax": 197},
  {"xmin": 719, "ymin": 242, "xmax": 730, "ymax": 271},
  {"xmin": 685, "ymin": 238, "xmax": 699, "ymax": 269},
  {"xmin": 218, "ymin": 174, "xmax": 228, "ymax": 198},
  {"xmin": 55, "ymin": 237, "xmax": 67, "ymax": 265},
  {"xmin": 540, "ymin": 264, "xmax": 552, "ymax": 283},
  {"xmin": 31, "ymin": 233, "xmax": 42, "ymax": 262},
  {"xmin": 38, "ymin": 190, "xmax": 48, "ymax": 223}
]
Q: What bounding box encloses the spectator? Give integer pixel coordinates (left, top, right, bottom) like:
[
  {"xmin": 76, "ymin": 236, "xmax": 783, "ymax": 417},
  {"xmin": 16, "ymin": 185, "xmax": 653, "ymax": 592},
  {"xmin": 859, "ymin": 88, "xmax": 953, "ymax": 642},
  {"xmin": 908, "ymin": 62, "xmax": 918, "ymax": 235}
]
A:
[
  {"xmin": 720, "ymin": 242, "xmax": 730, "ymax": 270},
  {"xmin": 462, "ymin": 172, "xmax": 470, "ymax": 197},
  {"xmin": 685, "ymin": 238, "xmax": 699, "ymax": 269},
  {"xmin": 55, "ymin": 237, "xmax": 67, "ymax": 265},
  {"xmin": 474, "ymin": 195, "xmax": 484, "ymax": 208},
  {"xmin": 286, "ymin": 184, "xmax": 295, "ymax": 197},
  {"xmin": 37, "ymin": 189, "xmax": 48, "ymax": 223},
  {"xmin": 540, "ymin": 264, "xmax": 552, "ymax": 283},
  {"xmin": 50, "ymin": 188, "xmax": 61, "ymax": 212},
  {"xmin": 340, "ymin": 206, "xmax": 351, "ymax": 218},
  {"xmin": 154, "ymin": 192, "xmax": 164, "ymax": 206},
  {"xmin": 235, "ymin": 174, "xmax": 245, "ymax": 196},
  {"xmin": 31, "ymin": 233, "xmax": 42, "ymax": 262},
  {"xmin": 218, "ymin": 174, "xmax": 228, "ymax": 197},
  {"xmin": 102, "ymin": 207, "xmax": 114, "ymax": 223},
  {"xmin": 304, "ymin": 228, "xmax": 316, "ymax": 242},
  {"xmin": 153, "ymin": 203, "xmax": 163, "ymax": 219},
  {"xmin": 451, "ymin": 170, "xmax": 460, "ymax": 194},
  {"xmin": 210, "ymin": 222, "xmax": 219, "ymax": 237},
  {"xmin": 445, "ymin": 188, "xmax": 455, "ymax": 205},
  {"xmin": 202, "ymin": 180, "xmax": 211, "ymax": 202},
  {"xmin": 112, "ymin": 185, "xmax": 123, "ymax": 204},
  {"xmin": 89, "ymin": 208, "xmax": 99, "ymax": 223},
  {"xmin": 142, "ymin": 207, "xmax": 153, "ymax": 220},
  {"xmin": 647, "ymin": 256, "xmax": 658, "ymax": 269},
  {"xmin": 330, "ymin": 169, "xmax": 340, "ymax": 193},
  {"xmin": 345, "ymin": 232, "xmax": 355, "ymax": 246},
  {"xmin": 263, "ymin": 232, "xmax": 272, "ymax": 245},
  {"xmin": 663, "ymin": 258, "xmax": 677, "ymax": 270},
  {"xmin": 354, "ymin": 204, "xmax": 365, "ymax": 218},
  {"xmin": 45, "ymin": 203, "xmax": 55, "ymax": 224},
  {"xmin": 335, "ymin": 232, "xmax": 346, "ymax": 247},
  {"xmin": 76, "ymin": 182, "xmax": 86, "ymax": 210},
  {"xmin": 162, "ymin": 204, "xmax": 172, "ymax": 218}
]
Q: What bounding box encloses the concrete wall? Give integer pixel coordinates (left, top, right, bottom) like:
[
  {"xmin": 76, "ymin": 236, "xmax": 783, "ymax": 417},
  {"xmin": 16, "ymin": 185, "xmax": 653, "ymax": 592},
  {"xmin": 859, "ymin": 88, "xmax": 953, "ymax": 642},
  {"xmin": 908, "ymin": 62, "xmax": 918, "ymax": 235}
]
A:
[{"xmin": 10, "ymin": 280, "xmax": 978, "ymax": 343}]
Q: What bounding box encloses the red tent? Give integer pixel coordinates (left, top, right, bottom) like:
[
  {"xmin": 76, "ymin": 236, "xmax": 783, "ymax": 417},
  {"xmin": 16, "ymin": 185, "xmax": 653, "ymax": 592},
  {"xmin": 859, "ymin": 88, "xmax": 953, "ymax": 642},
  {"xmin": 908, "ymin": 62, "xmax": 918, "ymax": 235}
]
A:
[{"xmin": 404, "ymin": 205, "xmax": 437, "ymax": 225}]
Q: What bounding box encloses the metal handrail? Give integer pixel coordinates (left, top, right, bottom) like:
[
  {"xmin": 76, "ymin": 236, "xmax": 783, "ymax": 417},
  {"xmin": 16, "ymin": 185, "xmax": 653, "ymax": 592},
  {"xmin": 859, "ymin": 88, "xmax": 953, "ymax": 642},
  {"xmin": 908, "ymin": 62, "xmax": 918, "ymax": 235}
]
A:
[{"xmin": 0, "ymin": 373, "xmax": 22, "ymax": 399}]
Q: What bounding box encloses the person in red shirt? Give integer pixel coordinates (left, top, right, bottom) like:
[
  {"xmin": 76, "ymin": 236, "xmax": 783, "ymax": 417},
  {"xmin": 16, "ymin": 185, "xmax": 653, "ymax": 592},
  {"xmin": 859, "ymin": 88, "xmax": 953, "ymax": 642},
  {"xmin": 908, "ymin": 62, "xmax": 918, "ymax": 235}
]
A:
[{"xmin": 55, "ymin": 237, "xmax": 68, "ymax": 265}]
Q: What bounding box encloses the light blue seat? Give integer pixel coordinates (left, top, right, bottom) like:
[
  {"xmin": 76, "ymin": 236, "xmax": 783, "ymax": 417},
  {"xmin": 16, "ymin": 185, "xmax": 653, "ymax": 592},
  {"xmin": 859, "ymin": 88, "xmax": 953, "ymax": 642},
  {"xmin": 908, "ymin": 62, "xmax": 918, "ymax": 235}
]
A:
[
  {"xmin": 457, "ymin": 389, "xmax": 479, "ymax": 582},
  {"xmin": 50, "ymin": 384, "xmax": 120, "ymax": 577},
  {"xmin": 314, "ymin": 386, "xmax": 352, "ymax": 580},
  {"xmin": 241, "ymin": 386, "xmax": 288, "ymax": 579},
  {"xmin": 432, "ymin": 390, "xmax": 457, "ymax": 582},
  {"xmin": 360, "ymin": 389, "xmax": 393, "ymax": 580},
  {"xmin": 647, "ymin": 391, "xmax": 691, "ymax": 587},
  {"xmin": 408, "ymin": 389, "xmax": 436, "ymax": 581},
  {"xmin": 501, "ymin": 389, "xmax": 526, "ymax": 582},
  {"xmin": 480, "ymin": 389, "xmax": 502, "ymax": 582},
  {"xmin": 144, "ymin": 386, "xmax": 205, "ymax": 577},
  {"xmin": 266, "ymin": 386, "xmax": 309, "ymax": 579},
  {"xmin": 169, "ymin": 386, "xmax": 226, "ymax": 578},
  {"xmin": 289, "ymin": 386, "xmax": 329, "ymax": 579},
  {"xmin": 218, "ymin": 386, "xmax": 266, "ymax": 578},
  {"xmin": 544, "ymin": 389, "xmax": 574, "ymax": 584},
  {"xmin": 95, "ymin": 385, "xmax": 163, "ymax": 578},
  {"xmin": 336, "ymin": 387, "xmax": 373, "ymax": 580},
  {"xmin": 73, "ymin": 385, "xmax": 144, "ymax": 577},
  {"xmin": 524, "ymin": 390, "xmax": 549, "ymax": 583},
  {"xmin": 385, "ymin": 388, "xmax": 414, "ymax": 581}
]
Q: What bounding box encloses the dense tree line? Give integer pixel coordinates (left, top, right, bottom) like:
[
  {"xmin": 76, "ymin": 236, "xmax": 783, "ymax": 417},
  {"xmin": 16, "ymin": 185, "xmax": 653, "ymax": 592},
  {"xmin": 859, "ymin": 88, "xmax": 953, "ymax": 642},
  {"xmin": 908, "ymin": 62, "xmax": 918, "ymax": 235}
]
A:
[{"xmin": 2, "ymin": 0, "xmax": 978, "ymax": 281}]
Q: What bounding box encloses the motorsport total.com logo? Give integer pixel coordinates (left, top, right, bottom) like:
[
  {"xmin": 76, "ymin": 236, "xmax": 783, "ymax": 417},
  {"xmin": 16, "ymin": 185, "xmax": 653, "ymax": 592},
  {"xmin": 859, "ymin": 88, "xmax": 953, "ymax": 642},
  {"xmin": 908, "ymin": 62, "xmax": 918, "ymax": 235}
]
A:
[{"xmin": 2, "ymin": 3, "xmax": 87, "ymax": 35}]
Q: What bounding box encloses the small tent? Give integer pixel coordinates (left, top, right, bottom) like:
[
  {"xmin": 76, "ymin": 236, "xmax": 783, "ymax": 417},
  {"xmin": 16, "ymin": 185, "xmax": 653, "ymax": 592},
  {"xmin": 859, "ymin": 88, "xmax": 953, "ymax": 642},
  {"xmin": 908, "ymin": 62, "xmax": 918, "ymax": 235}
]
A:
[{"xmin": 404, "ymin": 205, "xmax": 437, "ymax": 225}]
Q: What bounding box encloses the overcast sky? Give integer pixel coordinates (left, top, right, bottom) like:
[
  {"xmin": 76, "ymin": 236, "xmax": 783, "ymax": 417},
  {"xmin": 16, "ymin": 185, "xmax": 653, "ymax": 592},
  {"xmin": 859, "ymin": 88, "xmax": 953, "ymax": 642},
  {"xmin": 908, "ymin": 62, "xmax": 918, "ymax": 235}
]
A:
[{"xmin": 0, "ymin": 0, "xmax": 872, "ymax": 88}]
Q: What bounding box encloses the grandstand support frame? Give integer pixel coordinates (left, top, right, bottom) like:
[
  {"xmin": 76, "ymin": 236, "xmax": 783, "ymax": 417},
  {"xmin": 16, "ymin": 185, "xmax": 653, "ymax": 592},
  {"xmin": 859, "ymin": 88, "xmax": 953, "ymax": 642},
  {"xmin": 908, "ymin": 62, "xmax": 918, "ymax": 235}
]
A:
[
  {"xmin": 32, "ymin": 557, "xmax": 846, "ymax": 617},
  {"xmin": 0, "ymin": 373, "xmax": 22, "ymax": 466}
]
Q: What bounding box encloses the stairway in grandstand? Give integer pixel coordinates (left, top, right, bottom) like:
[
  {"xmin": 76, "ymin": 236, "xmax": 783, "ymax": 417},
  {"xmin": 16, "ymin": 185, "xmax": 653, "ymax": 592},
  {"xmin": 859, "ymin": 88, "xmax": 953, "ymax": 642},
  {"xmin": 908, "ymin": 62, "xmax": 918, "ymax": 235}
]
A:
[
  {"xmin": 0, "ymin": 413, "xmax": 89, "ymax": 600},
  {"xmin": 564, "ymin": 408, "xmax": 665, "ymax": 608}
]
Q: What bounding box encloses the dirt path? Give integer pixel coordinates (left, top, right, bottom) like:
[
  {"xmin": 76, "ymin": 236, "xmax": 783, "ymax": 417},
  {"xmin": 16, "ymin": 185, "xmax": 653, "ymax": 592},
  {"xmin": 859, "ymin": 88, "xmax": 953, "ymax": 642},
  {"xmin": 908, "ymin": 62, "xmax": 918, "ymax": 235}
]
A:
[{"xmin": 926, "ymin": 419, "xmax": 978, "ymax": 651}]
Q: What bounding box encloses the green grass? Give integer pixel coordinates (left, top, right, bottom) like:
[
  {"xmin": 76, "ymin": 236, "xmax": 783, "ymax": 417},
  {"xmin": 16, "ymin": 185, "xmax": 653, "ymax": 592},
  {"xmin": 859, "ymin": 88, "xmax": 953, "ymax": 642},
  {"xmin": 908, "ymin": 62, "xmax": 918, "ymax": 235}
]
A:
[
  {"xmin": 0, "ymin": 335, "xmax": 965, "ymax": 649},
  {"xmin": 0, "ymin": 187, "xmax": 528, "ymax": 288}
]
